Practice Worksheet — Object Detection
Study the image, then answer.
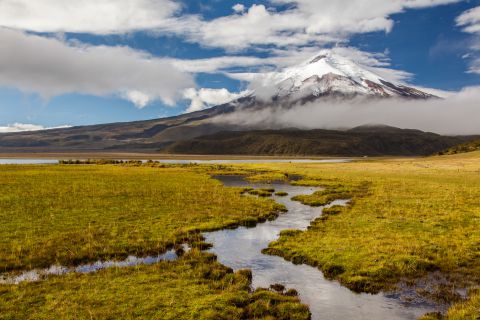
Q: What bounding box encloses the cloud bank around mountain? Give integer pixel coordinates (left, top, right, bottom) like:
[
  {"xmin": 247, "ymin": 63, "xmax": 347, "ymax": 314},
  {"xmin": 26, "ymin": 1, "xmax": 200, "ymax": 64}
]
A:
[
  {"xmin": 183, "ymin": 88, "xmax": 251, "ymax": 113},
  {"xmin": 211, "ymin": 86, "xmax": 480, "ymax": 135}
]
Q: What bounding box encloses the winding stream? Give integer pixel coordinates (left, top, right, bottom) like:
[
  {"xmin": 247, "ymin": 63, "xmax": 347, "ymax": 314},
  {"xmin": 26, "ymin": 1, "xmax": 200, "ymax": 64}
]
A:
[
  {"xmin": 205, "ymin": 176, "xmax": 439, "ymax": 320},
  {"xmin": 1, "ymin": 174, "xmax": 442, "ymax": 319}
]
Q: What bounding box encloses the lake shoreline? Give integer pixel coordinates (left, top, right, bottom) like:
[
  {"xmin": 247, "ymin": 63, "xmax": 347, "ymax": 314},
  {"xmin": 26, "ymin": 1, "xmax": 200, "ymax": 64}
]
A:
[{"xmin": 0, "ymin": 151, "xmax": 410, "ymax": 161}]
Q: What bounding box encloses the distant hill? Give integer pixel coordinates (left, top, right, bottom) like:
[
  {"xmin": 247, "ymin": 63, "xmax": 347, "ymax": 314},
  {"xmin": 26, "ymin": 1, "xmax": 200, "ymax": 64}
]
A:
[
  {"xmin": 0, "ymin": 50, "xmax": 446, "ymax": 155},
  {"xmin": 440, "ymin": 139, "xmax": 480, "ymax": 155},
  {"xmin": 0, "ymin": 100, "xmax": 243, "ymax": 152},
  {"xmin": 159, "ymin": 126, "xmax": 477, "ymax": 157},
  {"xmin": 0, "ymin": 50, "xmax": 441, "ymax": 152}
]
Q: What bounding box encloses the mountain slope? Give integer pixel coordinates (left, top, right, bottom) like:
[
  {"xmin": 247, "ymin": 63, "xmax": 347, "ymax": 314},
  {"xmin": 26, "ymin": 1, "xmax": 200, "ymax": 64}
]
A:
[
  {"xmin": 0, "ymin": 51, "xmax": 442, "ymax": 153},
  {"xmin": 0, "ymin": 98, "xmax": 248, "ymax": 151},
  {"xmin": 159, "ymin": 127, "xmax": 476, "ymax": 157},
  {"xmin": 269, "ymin": 51, "xmax": 436, "ymax": 102},
  {"xmin": 440, "ymin": 139, "xmax": 480, "ymax": 155}
]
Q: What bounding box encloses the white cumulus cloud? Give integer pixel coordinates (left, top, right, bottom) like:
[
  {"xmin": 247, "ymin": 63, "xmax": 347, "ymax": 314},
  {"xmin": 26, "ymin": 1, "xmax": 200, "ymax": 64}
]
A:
[
  {"xmin": 0, "ymin": 28, "xmax": 194, "ymax": 108},
  {"xmin": 0, "ymin": 123, "xmax": 71, "ymax": 133},
  {"xmin": 233, "ymin": 3, "xmax": 246, "ymax": 13},
  {"xmin": 0, "ymin": 0, "xmax": 180, "ymax": 34},
  {"xmin": 171, "ymin": 0, "xmax": 463, "ymax": 51},
  {"xmin": 456, "ymin": 5, "xmax": 480, "ymax": 74},
  {"xmin": 457, "ymin": 5, "xmax": 480, "ymax": 34},
  {"xmin": 183, "ymin": 88, "xmax": 251, "ymax": 113}
]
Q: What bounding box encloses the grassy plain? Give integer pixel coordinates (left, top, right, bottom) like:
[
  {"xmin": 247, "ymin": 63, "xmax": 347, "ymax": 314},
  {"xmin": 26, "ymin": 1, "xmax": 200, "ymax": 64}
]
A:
[
  {"xmin": 0, "ymin": 164, "xmax": 283, "ymax": 272},
  {"xmin": 236, "ymin": 152, "xmax": 480, "ymax": 316},
  {"xmin": 0, "ymin": 163, "xmax": 309, "ymax": 319},
  {"xmin": 0, "ymin": 250, "xmax": 309, "ymax": 320},
  {"xmin": 1, "ymin": 152, "xmax": 480, "ymax": 318}
]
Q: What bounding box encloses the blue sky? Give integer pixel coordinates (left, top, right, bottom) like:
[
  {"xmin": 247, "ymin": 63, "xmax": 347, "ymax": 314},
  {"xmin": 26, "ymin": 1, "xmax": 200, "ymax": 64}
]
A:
[{"xmin": 0, "ymin": 0, "xmax": 479, "ymax": 130}]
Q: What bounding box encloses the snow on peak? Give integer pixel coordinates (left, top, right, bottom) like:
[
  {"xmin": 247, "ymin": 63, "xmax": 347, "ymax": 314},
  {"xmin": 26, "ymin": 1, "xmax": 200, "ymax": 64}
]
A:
[
  {"xmin": 270, "ymin": 50, "xmax": 434, "ymax": 100},
  {"xmin": 280, "ymin": 50, "xmax": 385, "ymax": 88}
]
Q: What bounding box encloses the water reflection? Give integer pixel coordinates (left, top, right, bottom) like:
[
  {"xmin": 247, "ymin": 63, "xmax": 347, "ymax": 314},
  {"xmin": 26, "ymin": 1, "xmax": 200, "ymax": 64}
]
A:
[
  {"xmin": 0, "ymin": 247, "xmax": 185, "ymax": 285},
  {"xmin": 205, "ymin": 176, "xmax": 438, "ymax": 320},
  {"xmin": 0, "ymin": 159, "xmax": 58, "ymax": 165},
  {"xmin": 0, "ymin": 158, "xmax": 351, "ymax": 165}
]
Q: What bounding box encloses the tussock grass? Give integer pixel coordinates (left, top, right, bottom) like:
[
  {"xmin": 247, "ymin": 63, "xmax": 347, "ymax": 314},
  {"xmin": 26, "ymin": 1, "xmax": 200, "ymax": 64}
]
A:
[
  {"xmin": 239, "ymin": 153, "xmax": 480, "ymax": 301},
  {"xmin": 247, "ymin": 172, "xmax": 288, "ymax": 183},
  {"xmin": 245, "ymin": 188, "xmax": 277, "ymax": 197},
  {"xmin": 0, "ymin": 250, "xmax": 310, "ymax": 320},
  {"xmin": 0, "ymin": 165, "xmax": 283, "ymax": 272},
  {"xmin": 443, "ymin": 289, "xmax": 480, "ymax": 319},
  {"xmin": 2, "ymin": 153, "xmax": 480, "ymax": 318},
  {"xmin": 291, "ymin": 179, "xmax": 370, "ymax": 207}
]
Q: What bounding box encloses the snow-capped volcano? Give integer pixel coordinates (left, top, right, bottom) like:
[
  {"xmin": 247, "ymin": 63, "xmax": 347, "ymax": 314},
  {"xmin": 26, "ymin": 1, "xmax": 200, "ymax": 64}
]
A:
[{"xmin": 266, "ymin": 51, "xmax": 437, "ymax": 102}]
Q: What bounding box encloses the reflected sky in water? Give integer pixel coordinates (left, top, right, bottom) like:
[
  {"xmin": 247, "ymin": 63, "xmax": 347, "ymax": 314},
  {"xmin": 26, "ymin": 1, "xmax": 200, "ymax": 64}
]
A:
[{"xmin": 205, "ymin": 176, "xmax": 438, "ymax": 320}]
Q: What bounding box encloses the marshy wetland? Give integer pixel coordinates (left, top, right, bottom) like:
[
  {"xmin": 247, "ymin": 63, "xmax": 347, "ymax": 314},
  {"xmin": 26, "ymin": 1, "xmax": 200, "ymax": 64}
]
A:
[{"xmin": 1, "ymin": 152, "xmax": 479, "ymax": 319}]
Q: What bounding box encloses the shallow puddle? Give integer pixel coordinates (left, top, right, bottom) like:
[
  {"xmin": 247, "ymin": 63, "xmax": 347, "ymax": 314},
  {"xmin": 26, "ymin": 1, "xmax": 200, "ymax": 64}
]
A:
[{"xmin": 0, "ymin": 247, "xmax": 185, "ymax": 285}]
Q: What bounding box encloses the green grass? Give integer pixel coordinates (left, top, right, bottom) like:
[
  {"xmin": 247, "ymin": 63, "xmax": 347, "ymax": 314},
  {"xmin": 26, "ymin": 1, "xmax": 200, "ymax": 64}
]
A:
[
  {"xmin": 247, "ymin": 188, "xmax": 275, "ymax": 197},
  {"xmin": 246, "ymin": 172, "xmax": 288, "ymax": 183},
  {"xmin": 443, "ymin": 289, "xmax": 480, "ymax": 320},
  {"xmin": 0, "ymin": 165, "xmax": 284, "ymax": 272},
  {"xmin": 2, "ymin": 153, "xmax": 480, "ymax": 319},
  {"xmin": 0, "ymin": 250, "xmax": 310, "ymax": 320},
  {"xmin": 238, "ymin": 153, "xmax": 480, "ymax": 298},
  {"xmin": 440, "ymin": 139, "xmax": 480, "ymax": 155},
  {"xmin": 419, "ymin": 289, "xmax": 480, "ymax": 320},
  {"xmin": 0, "ymin": 163, "xmax": 311, "ymax": 319},
  {"xmin": 290, "ymin": 179, "xmax": 370, "ymax": 207}
]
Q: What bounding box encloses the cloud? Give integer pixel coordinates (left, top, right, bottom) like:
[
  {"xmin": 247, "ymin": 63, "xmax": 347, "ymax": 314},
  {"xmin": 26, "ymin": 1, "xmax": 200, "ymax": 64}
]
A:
[
  {"xmin": 0, "ymin": 123, "xmax": 71, "ymax": 133},
  {"xmin": 183, "ymin": 88, "xmax": 251, "ymax": 113},
  {"xmin": 0, "ymin": 0, "xmax": 471, "ymax": 114},
  {"xmin": 0, "ymin": 0, "xmax": 180, "ymax": 34},
  {"xmin": 211, "ymin": 86, "xmax": 480, "ymax": 135},
  {"xmin": 179, "ymin": 4, "xmax": 338, "ymax": 51},
  {"xmin": 122, "ymin": 91, "xmax": 151, "ymax": 109},
  {"xmin": 0, "ymin": 0, "xmax": 465, "ymax": 54},
  {"xmin": 170, "ymin": 47, "xmax": 332, "ymax": 75},
  {"xmin": 456, "ymin": 5, "xmax": 480, "ymax": 34},
  {"xmin": 232, "ymin": 4, "xmax": 246, "ymax": 13},
  {"xmin": 412, "ymin": 86, "xmax": 455, "ymax": 98},
  {"xmin": 0, "ymin": 28, "xmax": 194, "ymax": 107},
  {"xmin": 171, "ymin": 0, "xmax": 463, "ymax": 51},
  {"xmin": 456, "ymin": 5, "xmax": 480, "ymax": 74},
  {"xmin": 0, "ymin": 0, "xmax": 462, "ymax": 52},
  {"xmin": 170, "ymin": 56, "xmax": 273, "ymax": 73}
]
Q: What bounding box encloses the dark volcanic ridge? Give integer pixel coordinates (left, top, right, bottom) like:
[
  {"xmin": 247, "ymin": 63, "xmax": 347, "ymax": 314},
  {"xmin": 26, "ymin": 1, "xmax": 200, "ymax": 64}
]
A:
[{"xmin": 158, "ymin": 126, "xmax": 476, "ymax": 157}]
